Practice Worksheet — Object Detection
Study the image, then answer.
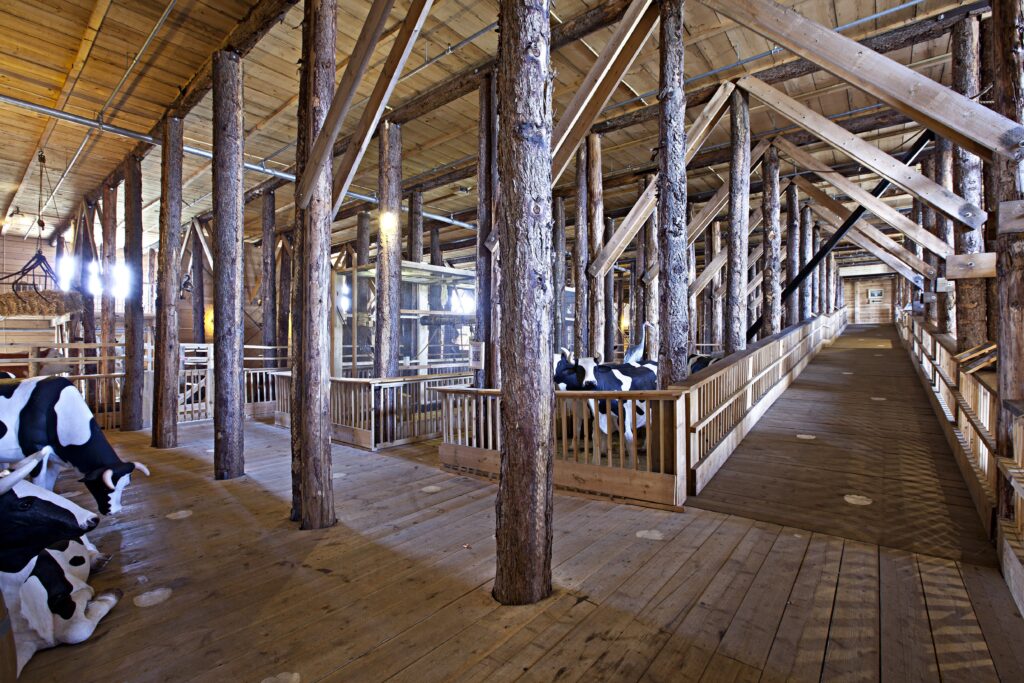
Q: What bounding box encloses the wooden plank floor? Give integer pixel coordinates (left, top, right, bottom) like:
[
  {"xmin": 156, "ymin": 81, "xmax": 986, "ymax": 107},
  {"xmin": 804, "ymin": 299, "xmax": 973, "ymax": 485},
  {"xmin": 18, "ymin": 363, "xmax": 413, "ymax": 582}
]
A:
[
  {"xmin": 20, "ymin": 363, "xmax": 1024, "ymax": 680},
  {"xmin": 690, "ymin": 323, "xmax": 998, "ymax": 567}
]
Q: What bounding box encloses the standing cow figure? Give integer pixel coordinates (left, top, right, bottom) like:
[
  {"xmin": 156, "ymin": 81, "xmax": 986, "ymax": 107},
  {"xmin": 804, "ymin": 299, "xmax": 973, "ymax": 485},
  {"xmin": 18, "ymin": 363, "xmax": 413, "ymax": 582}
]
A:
[
  {"xmin": 0, "ymin": 375, "xmax": 148, "ymax": 515},
  {"xmin": 1, "ymin": 450, "xmax": 122, "ymax": 675}
]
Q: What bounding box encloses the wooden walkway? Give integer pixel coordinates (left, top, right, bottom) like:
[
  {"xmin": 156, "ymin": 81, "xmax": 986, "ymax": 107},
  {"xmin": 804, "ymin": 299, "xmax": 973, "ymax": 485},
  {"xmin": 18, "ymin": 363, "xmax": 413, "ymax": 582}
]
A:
[
  {"xmin": 20, "ymin": 342, "xmax": 1024, "ymax": 680},
  {"xmin": 691, "ymin": 323, "xmax": 998, "ymax": 567}
]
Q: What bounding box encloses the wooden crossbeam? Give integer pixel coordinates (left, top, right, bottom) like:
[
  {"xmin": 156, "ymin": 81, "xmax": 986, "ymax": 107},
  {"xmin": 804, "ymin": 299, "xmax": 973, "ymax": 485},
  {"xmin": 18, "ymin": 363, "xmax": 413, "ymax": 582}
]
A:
[
  {"xmin": 297, "ymin": 0, "xmax": 395, "ymax": 210},
  {"xmin": 587, "ymin": 83, "xmax": 735, "ymax": 278},
  {"xmin": 688, "ymin": 138, "xmax": 772, "ymax": 245},
  {"xmin": 945, "ymin": 252, "xmax": 996, "ymax": 279},
  {"xmin": 331, "ymin": 0, "xmax": 434, "ymax": 215},
  {"xmin": 551, "ymin": 0, "xmax": 659, "ymax": 184},
  {"xmin": 690, "ymin": 206, "xmax": 764, "ymax": 296},
  {"xmin": 774, "ymin": 137, "xmax": 953, "ymax": 258},
  {"xmin": 700, "ymin": 0, "xmax": 1024, "ymax": 163},
  {"xmin": 792, "ymin": 175, "xmax": 935, "ymax": 280},
  {"xmin": 737, "ymin": 76, "xmax": 987, "ymax": 231}
]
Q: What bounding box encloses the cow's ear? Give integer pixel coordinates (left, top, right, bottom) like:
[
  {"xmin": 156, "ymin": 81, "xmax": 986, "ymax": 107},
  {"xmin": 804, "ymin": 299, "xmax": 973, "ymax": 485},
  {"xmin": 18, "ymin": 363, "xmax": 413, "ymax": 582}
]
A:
[{"xmin": 559, "ymin": 347, "xmax": 571, "ymax": 361}]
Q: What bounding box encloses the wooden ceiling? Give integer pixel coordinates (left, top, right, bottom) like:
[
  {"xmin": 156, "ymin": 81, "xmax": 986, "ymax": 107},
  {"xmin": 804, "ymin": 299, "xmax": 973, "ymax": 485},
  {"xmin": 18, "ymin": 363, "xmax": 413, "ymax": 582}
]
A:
[{"xmin": 0, "ymin": 0, "xmax": 977, "ymax": 266}]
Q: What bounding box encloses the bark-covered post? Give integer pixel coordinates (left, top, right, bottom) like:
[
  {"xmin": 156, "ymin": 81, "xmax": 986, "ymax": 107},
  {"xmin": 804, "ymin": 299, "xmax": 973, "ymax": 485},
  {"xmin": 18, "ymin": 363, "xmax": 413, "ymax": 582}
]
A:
[
  {"xmin": 604, "ymin": 217, "xmax": 616, "ymax": 358},
  {"xmin": 492, "ymin": 0, "xmax": 554, "ymax": 606},
  {"xmin": 784, "ymin": 184, "xmax": 800, "ymax": 327},
  {"xmin": 408, "ymin": 189, "xmax": 423, "ymax": 263},
  {"xmin": 981, "ymin": 16, "xmax": 1000, "ymax": 343},
  {"xmin": 212, "ymin": 49, "xmax": 246, "ymax": 480},
  {"xmin": 354, "ymin": 211, "xmax": 370, "ymax": 360},
  {"xmin": 761, "ymin": 145, "xmax": 782, "ymax": 335},
  {"xmin": 953, "ymin": 15, "xmax": 988, "ymax": 350},
  {"xmin": 725, "ymin": 88, "xmax": 750, "ymax": 355},
  {"xmin": 688, "ymin": 241, "xmax": 697, "ymax": 353},
  {"xmin": 826, "ymin": 253, "xmax": 835, "ymax": 314},
  {"xmin": 587, "ymin": 134, "xmax": 605, "ymax": 360},
  {"xmin": 633, "ymin": 180, "xmax": 647, "ymax": 337},
  {"xmin": 552, "ymin": 197, "xmax": 566, "ymax": 351},
  {"xmin": 476, "ymin": 75, "xmax": 496, "ymax": 386},
  {"xmin": 709, "ymin": 221, "xmax": 723, "ymax": 347},
  {"xmin": 100, "ymin": 180, "xmax": 116, "ymax": 376},
  {"xmin": 277, "ymin": 234, "xmax": 291, "ymax": 355},
  {"xmin": 152, "ymin": 115, "xmax": 183, "ymax": 449},
  {"xmin": 644, "ymin": 174, "xmax": 659, "ymax": 357},
  {"xmin": 799, "ymin": 204, "xmax": 813, "ymax": 321},
  {"xmin": 192, "ymin": 222, "xmax": 207, "ymax": 344},
  {"xmin": 993, "ymin": 0, "xmax": 1024, "ymax": 485},
  {"xmin": 573, "ymin": 145, "xmax": 589, "ymax": 357},
  {"xmin": 657, "ymin": 0, "xmax": 690, "ymax": 383},
  {"xmin": 261, "ymin": 190, "xmax": 277, "ymax": 360},
  {"xmin": 922, "ymin": 156, "xmax": 939, "ymax": 327},
  {"xmin": 935, "ymin": 138, "xmax": 956, "ymax": 335},
  {"xmin": 295, "ymin": 0, "xmax": 336, "ymax": 529},
  {"xmin": 375, "ymin": 119, "xmax": 402, "ymax": 378},
  {"xmin": 122, "ymin": 154, "xmax": 144, "ymax": 431}
]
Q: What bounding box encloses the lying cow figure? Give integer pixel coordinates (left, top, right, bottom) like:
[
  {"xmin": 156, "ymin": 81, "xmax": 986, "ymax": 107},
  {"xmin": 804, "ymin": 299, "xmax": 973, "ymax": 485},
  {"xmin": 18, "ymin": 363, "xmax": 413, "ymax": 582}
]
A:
[
  {"xmin": 0, "ymin": 375, "xmax": 148, "ymax": 515},
  {"xmin": 1, "ymin": 450, "xmax": 121, "ymax": 675}
]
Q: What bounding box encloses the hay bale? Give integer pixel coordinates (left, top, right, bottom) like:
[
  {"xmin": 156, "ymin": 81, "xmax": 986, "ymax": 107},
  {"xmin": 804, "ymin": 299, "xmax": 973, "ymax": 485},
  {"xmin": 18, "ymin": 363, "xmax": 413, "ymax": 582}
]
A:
[{"xmin": 0, "ymin": 290, "xmax": 84, "ymax": 317}]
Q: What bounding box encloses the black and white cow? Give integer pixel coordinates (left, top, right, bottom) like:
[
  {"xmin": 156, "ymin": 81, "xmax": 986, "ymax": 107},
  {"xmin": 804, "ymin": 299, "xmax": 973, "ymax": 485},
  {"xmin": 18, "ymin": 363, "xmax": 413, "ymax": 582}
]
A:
[
  {"xmin": 1, "ymin": 451, "xmax": 120, "ymax": 675},
  {"xmin": 0, "ymin": 376, "xmax": 149, "ymax": 515}
]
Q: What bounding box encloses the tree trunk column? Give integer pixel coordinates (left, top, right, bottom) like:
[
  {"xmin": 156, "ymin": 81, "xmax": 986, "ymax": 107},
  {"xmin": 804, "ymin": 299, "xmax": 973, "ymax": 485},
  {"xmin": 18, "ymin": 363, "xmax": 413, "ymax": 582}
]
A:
[
  {"xmin": 725, "ymin": 88, "xmax": 750, "ymax": 355},
  {"xmin": 644, "ymin": 174, "xmax": 659, "ymax": 358},
  {"xmin": 122, "ymin": 154, "xmax": 144, "ymax": 431},
  {"xmin": 408, "ymin": 189, "xmax": 423, "ymax": 263},
  {"xmin": 633, "ymin": 179, "xmax": 647, "ymax": 341},
  {"xmin": 476, "ymin": 76, "xmax": 496, "ymax": 386},
  {"xmin": 922, "ymin": 158, "xmax": 939, "ymax": 326},
  {"xmin": 761, "ymin": 145, "xmax": 782, "ymax": 335},
  {"xmin": 953, "ymin": 15, "xmax": 988, "ymax": 350},
  {"xmin": 552, "ymin": 197, "xmax": 566, "ymax": 351},
  {"xmin": 935, "ymin": 138, "xmax": 957, "ymax": 335},
  {"xmin": 813, "ymin": 224, "xmax": 822, "ymax": 315},
  {"xmin": 799, "ymin": 204, "xmax": 813, "ymax": 321},
  {"xmin": 375, "ymin": 119, "xmax": 402, "ymax": 378},
  {"xmin": 604, "ymin": 218, "xmax": 616, "ymax": 359},
  {"xmin": 587, "ymin": 134, "xmax": 605, "ymax": 360},
  {"xmin": 100, "ymin": 181, "xmax": 116, "ymax": 377},
  {"xmin": 212, "ymin": 49, "xmax": 246, "ymax": 481},
  {"xmin": 573, "ymin": 145, "xmax": 589, "ymax": 357},
  {"xmin": 296, "ymin": 0, "xmax": 336, "ymax": 529},
  {"xmin": 261, "ymin": 190, "xmax": 278, "ymax": 360},
  {"xmin": 711, "ymin": 221, "xmax": 724, "ymax": 347},
  {"xmin": 492, "ymin": 0, "xmax": 555, "ymax": 606},
  {"xmin": 784, "ymin": 184, "xmax": 800, "ymax": 327},
  {"xmin": 192, "ymin": 222, "xmax": 207, "ymax": 344},
  {"xmin": 152, "ymin": 116, "xmax": 183, "ymax": 449}
]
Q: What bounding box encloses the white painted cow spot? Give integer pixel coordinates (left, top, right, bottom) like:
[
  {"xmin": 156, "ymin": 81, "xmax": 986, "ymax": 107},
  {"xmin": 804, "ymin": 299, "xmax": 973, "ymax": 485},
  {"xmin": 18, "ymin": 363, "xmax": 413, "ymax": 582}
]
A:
[
  {"xmin": 844, "ymin": 494, "xmax": 873, "ymax": 506},
  {"xmin": 261, "ymin": 674, "xmax": 300, "ymax": 683},
  {"xmin": 870, "ymin": 397, "xmax": 887, "ymax": 402},
  {"xmin": 54, "ymin": 386, "xmax": 93, "ymax": 447},
  {"xmin": 635, "ymin": 529, "xmax": 664, "ymax": 541},
  {"xmin": 796, "ymin": 434, "xmax": 816, "ymax": 440},
  {"xmin": 420, "ymin": 485, "xmax": 442, "ymax": 493},
  {"xmin": 165, "ymin": 510, "xmax": 192, "ymax": 520},
  {"xmin": 133, "ymin": 587, "xmax": 172, "ymax": 607}
]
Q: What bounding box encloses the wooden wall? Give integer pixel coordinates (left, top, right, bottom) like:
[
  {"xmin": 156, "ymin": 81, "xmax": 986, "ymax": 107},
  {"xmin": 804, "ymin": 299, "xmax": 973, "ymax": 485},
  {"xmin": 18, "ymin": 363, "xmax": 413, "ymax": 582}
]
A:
[
  {"xmin": 0, "ymin": 236, "xmax": 59, "ymax": 345},
  {"xmin": 843, "ymin": 275, "xmax": 895, "ymax": 324}
]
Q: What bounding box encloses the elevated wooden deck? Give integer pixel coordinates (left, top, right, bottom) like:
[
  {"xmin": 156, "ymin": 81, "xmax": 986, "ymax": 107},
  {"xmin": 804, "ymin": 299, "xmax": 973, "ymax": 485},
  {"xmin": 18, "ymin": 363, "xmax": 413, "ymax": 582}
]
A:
[{"xmin": 22, "ymin": 391, "xmax": 1024, "ymax": 682}]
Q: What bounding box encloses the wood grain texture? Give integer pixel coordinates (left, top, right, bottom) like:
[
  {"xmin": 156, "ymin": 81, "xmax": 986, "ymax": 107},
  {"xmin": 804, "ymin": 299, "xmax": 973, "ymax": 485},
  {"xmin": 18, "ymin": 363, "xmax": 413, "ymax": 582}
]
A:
[
  {"xmin": 121, "ymin": 155, "xmax": 144, "ymax": 431},
  {"xmin": 761, "ymin": 145, "xmax": 782, "ymax": 336},
  {"xmin": 587, "ymin": 134, "xmax": 606, "ymax": 360},
  {"xmin": 374, "ymin": 120, "xmax": 402, "ymax": 379},
  {"xmin": 261, "ymin": 191, "xmax": 277, "ymax": 354}
]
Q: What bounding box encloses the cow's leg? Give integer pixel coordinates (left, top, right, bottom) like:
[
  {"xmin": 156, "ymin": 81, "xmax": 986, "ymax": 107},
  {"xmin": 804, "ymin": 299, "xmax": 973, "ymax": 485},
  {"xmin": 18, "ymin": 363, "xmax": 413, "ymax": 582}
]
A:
[
  {"xmin": 57, "ymin": 590, "xmax": 121, "ymax": 645},
  {"xmin": 76, "ymin": 535, "xmax": 111, "ymax": 575}
]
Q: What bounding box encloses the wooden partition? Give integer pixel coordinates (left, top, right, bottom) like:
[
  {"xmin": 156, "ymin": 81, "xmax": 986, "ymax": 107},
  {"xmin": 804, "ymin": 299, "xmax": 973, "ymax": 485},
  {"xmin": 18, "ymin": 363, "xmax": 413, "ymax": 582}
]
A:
[
  {"xmin": 999, "ymin": 402, "xmax": 1024, "ymax": 616},
  {"xmin": 275, "ymin": 371, "xmax": 473, "ymax": 451},
  {"xmin": 435, "ymin": 307, "xmax": 848, "ymax": 508}
]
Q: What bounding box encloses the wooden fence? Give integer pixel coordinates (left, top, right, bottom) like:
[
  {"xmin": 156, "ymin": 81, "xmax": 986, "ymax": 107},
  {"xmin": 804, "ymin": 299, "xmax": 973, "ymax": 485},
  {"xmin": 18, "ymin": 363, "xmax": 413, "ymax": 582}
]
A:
[
  {"xmin": 436, "ymin": 308, "xmax": 848, "ymax": 508},
  {"xmin": 275, "ymin": 371, "xmax": 473, "ymax": 451}
]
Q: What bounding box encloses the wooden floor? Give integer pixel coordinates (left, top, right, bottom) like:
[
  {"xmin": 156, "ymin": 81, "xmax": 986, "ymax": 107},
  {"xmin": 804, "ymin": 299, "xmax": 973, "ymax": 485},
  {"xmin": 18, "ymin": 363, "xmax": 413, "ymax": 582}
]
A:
[
  {"xmin": 20, "ymin": 331, "xmax": 1024, "ymax": 681},
  {"xmin": 692, "ymin": 324, "xmax": 998, "ymax": 567}
]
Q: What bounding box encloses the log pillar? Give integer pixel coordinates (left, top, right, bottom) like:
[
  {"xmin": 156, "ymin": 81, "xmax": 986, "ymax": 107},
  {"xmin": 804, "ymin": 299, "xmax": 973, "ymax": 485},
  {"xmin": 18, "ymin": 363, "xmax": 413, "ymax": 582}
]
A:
[
  {"xmin": 408, "ymin": 189, "xmax": 423, "ymax": 263},
  {"xmin": 573, "ymin": 145, "xmax": 589, "ymax": 357},
  {"xmin": 604, "ymin": 217, "xmax": 616, "ymax": 358},
  {"xmin": 813, "ymin": 224, "xmax": 822, "ymax": 315},
  {"xmin": 100, "ymin": 180, "xmax": 116, "ymax": 376},
  {"xmin": 492, "ymin": 0, "xmax": 554, "ymax": 606},
  {"xmin": 710, "ymin": 221, "xmax": 724, "ymax": 347},
  {"xmin": 587, "ymin": 134, "xmax": 605, "ymax": 360},
  {"xmin": 784, "ymin": 184, "xmax": 800, "ymax": 327},
  {"xmin": 981, "ymin": 16, "xmax": 1000, "ymax": 344},
  {"xmin": 277, "ymin": 235, "xmax": 291, "ymax": 356},
  {"xmin": 476, "ymin": 75, "xmax": 497, "ymax": 387},
  {"xmin": 632, "ymin": 180, "xmax": 647, "ymax": 340},
  {"xmin": 212, "ymin": 50, "xmax": 246, "ymax": 480},
  {"xmin": 152, "ymin": 115, "xmax": 183, "ymax": 449},
  {"xmin": 122, "ymin": 154, "xmax": 144, "ymax": 431},
  {"xmin": 552, "ymin": 197, "xmax": 566, "ymax": 351},
  {"xmin": 644, "ymin": 174, "xmax": 659, "ymax": 357},
  {"xmin": 761, "ymin": 145, "xmax": 782, "ymax": 335},
  {"xmin": 295, "ymin": 0, "xmax": 336, "ymax": 529},
  {"xmin": 192, "ymin": 223, "xmax": 207, "ymax": 344},
  {"xmin": 688, "ymin": 241, "xmax": 697, "ymax": 353},
  {"xmin": 935, "ymin": 138, "xmax": 956, "ymax": 335},
  {"xmin": 953, "ymin": 15, "xmax": 988, "ymax": 350},
  {"xmin": 375, "ymin": 119, "xmax": 402, "ymax": 378},
  {"xmin": 261, "ymin": 190, "xmax": 277, "ymax": 360},
  {"xmin": 725, "ymin": 88, "xmax": 750, "ymax": 355},
  {"xmin": 993, "ymin": 0, "xmax": 1024, "ymax": 484},
  {"xmin": 922, "ymin": 157, "xmax": 939, "ymax": 326},
  {"xmin": 354, "ymin": 211, "xmax": 370, "ymax": 360},
  {"xmin": 799, "ymin": 204, "xmax": 813, "ymax": 321}
]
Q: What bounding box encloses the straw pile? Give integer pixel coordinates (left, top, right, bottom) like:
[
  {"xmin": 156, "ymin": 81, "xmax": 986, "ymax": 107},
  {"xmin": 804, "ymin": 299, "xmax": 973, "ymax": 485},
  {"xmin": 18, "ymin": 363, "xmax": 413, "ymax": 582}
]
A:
[{"xmin": 0, "ymin": 290, "xmax": 83, "ymax": 317}]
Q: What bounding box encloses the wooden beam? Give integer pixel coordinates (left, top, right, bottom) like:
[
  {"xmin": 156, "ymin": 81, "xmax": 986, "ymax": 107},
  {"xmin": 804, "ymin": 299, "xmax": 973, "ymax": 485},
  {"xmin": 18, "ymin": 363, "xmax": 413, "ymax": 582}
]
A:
[
  {"xmin": 792, "ymin": 175, "xmax": 935, "ymax": 280},
  {"xmin": 122, "ymin": 153, "xmax": 144, "ymax": 431},
  {"xmin": 551, "ymin": 0, "xmax": 659, "ymax": 184},
  {"xmin": 700, "ymin": 0, "xmax": 1024, "ymax": 163},
  {"xmin": 774, "ymin": 137, "xmax": 953, "ymax": 258},
  {"xmin": 812, "ymin": 205, "xmax": 922, "ymax": 286},
  {"xmin": 947, "ymin": 252, "xmax": 997, "ymax": 279},
  {"xmin": 331, "ymin": 0, "xmax": 434, "ymax": 215},
  {"xmin": 296, "ymin": 0, "xmax": 395, "ymax": 209},
  {"xmin": 737, "ymin": 75, "xmax": 986, "ymax": 231},
  {"xmin": 691, "ymin": 207, "xmax": 764, "ymax": 296},
  {"xmin": 152, "ymin": 116, "xmax": 183, "ymax": 449}
]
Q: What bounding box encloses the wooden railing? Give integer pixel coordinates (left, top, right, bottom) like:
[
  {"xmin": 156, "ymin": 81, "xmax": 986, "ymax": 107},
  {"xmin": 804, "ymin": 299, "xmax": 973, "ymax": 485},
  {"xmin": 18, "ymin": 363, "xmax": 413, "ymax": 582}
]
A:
[
  {"xmin": 897, "ymin": 311, "xmax": 999, "ymax": 533},
  {"xmin": 1001, "ymin": 403, "xmax": 1024, "ymax": 541},
  {"xmin": 274, "ymin": 371, "xmax": 473, "ymax": 451},
  {"xmin": 436, "ymin": 308, "xmax": 848, "ymax": 508}
]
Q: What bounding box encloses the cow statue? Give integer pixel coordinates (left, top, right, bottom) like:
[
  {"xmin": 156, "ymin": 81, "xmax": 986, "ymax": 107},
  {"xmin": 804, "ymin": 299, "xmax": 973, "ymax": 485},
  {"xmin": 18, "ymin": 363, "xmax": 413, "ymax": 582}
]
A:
[
  {"xmin": 0, "ymin": 375, "xmax": 149, "ymax": 515},
  {"xmin": 1, "ymin": 449, "xmax": 121, "ymax": 675}
]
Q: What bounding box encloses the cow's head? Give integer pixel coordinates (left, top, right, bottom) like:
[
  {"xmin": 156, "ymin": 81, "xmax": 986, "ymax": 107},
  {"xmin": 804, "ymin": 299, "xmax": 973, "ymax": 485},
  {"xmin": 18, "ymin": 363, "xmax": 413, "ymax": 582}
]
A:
[
  {"xmin": 81, "ymin": 460, "xmax": 149, "ymax": 515},
  {"xmin": 578, "ymin": 353, "xmax": 603, "ymax": 390},
  {"xmin": 553, "ymin": 348, "xmax": 583, "ymax": 390},
  {"xmin": 0, "ymin": 450, "xmax": 98, "ymax": 566}
]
